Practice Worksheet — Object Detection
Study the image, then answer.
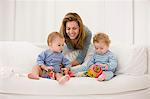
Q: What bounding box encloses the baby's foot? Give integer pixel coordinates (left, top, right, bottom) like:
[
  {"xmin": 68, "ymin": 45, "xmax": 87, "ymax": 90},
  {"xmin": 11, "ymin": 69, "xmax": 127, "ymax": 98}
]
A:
[
  {"xmin": 97, "ymin": 73, "xmax": 106, "ymax": 81},
  {"xmin": 58, "ymin": 75, "xmax": 70, "ymax": 85},
  {"xmin": 28, "ymin": 73, "xmax": 39, "ymax": 80},
  {"xmin": 97, "ymin": 76, "xmax": 105, "ymax": 81}
]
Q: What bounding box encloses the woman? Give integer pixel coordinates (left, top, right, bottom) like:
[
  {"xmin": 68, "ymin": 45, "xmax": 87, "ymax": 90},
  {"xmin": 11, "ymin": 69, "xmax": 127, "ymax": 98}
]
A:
[{"xmin": 60, "ymin": 12, "xmax": 92, "ymax": 66}]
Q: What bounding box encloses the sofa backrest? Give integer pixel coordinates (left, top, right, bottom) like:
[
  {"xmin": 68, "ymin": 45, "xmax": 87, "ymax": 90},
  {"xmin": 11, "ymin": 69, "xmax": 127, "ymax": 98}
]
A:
[
  {"xmin": 0, "ymin": 41, "xmax": 148, "ymax": 76},
  {"xmin": 0, "ymin": 41, "xmax": 43, "ymax": 74},
  {"xmin": 148, "ymin": 47, "xmax": 150, "ymax": 74},
  {"xmin": 110, "ymin": 44, "xmax": 147, "ymax": 75}
]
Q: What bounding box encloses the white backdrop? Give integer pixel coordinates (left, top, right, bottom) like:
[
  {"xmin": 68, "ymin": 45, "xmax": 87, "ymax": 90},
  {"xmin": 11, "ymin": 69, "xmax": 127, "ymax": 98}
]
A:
[
  {"xmin": 134, "ymin": 0, "xmax": 149, "ymax": 45},
  {"xmin": 0, "ymin": 0, "xmax": 149, "ymax": 45},
  {"xmin": 0, "ymin": 0, "xmax": 15, "ymax": 41}
]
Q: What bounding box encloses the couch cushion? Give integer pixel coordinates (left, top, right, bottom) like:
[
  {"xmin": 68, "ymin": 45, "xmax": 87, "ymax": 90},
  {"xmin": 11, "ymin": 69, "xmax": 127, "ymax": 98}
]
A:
[
  {"xmin": 0, "ymin": 42, "xmax": 147, "ymax": 76},
  {"xmin": 110, "ymin": 44, "xmax": 147, "ymax": 75},
  {"xmin": 0, "ymin": 41, "xmax": 43, "ymax": 74},
  {"xmin": 148, "ymin": 48, "xmax": 150, "ymax": 74},
  {"xmin": 0, "ymin": 74, "xmax": 149, "ymax": 95}
]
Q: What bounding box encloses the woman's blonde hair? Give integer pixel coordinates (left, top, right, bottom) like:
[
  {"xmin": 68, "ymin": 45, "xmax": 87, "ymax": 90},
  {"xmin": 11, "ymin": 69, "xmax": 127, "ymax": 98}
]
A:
[
  {"xmin": 93, "ymin": 32, "xmax": 111, "ymax": 46},
  {"xmin": 47, "ymin": 32, "xmax": 64, "ymax": 45},
  {"xmin": 60, "ymin": 12, "xmax": 86, "ymax": 49}
]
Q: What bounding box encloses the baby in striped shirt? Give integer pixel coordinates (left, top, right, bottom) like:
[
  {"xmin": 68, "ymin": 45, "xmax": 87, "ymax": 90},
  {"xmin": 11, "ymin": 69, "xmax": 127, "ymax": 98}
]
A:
[{"xmin": 73, "ymin": 32, "xmax": 117, "ymax": 81}]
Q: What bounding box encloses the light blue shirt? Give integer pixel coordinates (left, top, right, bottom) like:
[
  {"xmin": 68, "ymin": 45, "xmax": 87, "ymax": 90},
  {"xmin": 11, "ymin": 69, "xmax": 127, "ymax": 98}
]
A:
[
  {"xmin": 72, "ymin": 50, "xmax": 118, "ymax": 73},
  {"xmin": 87, "ymin": 50, "xmax": 117, "ymax": 72},
  {"xmin": 37, "ymin": 49, "xmax": 71, "ymax": 73}
]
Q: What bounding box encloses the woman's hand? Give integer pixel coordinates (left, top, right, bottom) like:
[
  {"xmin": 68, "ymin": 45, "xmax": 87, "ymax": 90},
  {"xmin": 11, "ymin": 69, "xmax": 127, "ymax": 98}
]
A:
[{"xmin": 71, "ymin": 60, "xmax": 80, "ymax": 66}]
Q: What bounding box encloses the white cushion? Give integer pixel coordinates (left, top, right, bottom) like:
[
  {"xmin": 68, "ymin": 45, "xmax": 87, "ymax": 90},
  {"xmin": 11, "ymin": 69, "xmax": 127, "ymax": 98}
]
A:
[
  {"xmin": 0, "ymin": 41, "xmax": 43, "ymax": 74},
  {"xmin": 0, "ymin": 74, "xmax": 149, "ymax": 95},
  {"xmin": 0, "ymin": 42, "xmax": 147, "ymax": 75},
  {"xmin": 110, "ymin": 44, "xmax": 147, "ymax": 75},
  {"xmin": 148, "ymin": 47, "xmax": 150, "ymax": 74}
]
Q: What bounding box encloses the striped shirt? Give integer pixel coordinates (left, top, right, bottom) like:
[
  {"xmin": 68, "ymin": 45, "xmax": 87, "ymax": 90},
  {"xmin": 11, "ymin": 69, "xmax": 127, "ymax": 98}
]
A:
[
  {"xmin": 70, "ymin": 50, "xmax": 118, "ymax": 73},
  {"xmin": 87, "ymin": 50, "xmax": 117, "ymax": 72}
]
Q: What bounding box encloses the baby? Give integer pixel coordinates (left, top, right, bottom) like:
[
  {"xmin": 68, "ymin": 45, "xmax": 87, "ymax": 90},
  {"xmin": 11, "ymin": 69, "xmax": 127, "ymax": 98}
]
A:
[
  {"xmin": 73, "ymin": 32, "xmax": 117, "ymax": 81},
  {"xmin": 28, "ymin": 32, "xmax": 71, "ymax": 85},
  {"xmin": 87, "ymin": 32, "xmax": 118, "ymax": 81}
]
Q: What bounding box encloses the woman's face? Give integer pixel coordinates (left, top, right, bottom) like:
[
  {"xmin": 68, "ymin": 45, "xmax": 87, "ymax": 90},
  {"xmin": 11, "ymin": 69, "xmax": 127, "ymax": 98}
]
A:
[{"xmin": 66, "ymin": 21, "xmax": 79, "ymax": 40}]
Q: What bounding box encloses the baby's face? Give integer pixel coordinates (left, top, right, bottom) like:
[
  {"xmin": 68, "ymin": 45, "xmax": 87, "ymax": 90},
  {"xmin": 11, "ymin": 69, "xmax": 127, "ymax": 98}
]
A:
[
  {"xmin": 94, "ymin": 42, "xmax": 109, "ymax": 54},
  {"xmin": 49, "ymin": 37, "xmax": 65, "ymax": 53}
]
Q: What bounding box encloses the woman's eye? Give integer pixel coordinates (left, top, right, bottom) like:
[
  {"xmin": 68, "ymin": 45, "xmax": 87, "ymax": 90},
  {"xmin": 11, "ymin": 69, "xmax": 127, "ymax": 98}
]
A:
[
  {"xmin": 66, "ymin": 28, "xmax": 70, "ymax": 30},
  {"xmin": 73, "ymin": 28, "xmax": 76, "ymax": 30}
]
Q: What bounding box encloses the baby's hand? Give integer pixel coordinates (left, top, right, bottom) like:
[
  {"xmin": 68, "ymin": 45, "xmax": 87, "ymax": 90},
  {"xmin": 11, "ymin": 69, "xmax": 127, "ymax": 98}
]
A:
[
  {"xmin": 47, "ymin": 66, "xmax": 54, "ymax": 71},
  {"xmin": 61, "ymin": 68, "xmax": 69, "ymax": 75},
  {"xmin": 41, "ymin": 65, "xmax": 49, "ymax": 71},
  {"xmin": 99, "ymin": 64, "xmax": 108, "ymax": 70}
]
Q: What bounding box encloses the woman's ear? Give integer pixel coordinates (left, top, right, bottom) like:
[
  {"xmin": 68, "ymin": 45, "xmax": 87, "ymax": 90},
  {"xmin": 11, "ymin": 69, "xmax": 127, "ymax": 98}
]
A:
[{"xmin": 48, "ymin": 42, "xmax": 52, "ymax": 46}]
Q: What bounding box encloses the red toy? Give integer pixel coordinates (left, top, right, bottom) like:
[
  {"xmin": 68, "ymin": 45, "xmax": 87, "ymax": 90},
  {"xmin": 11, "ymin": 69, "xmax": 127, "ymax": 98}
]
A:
[
  {"xmin": 87, "ymin": 64, "xmax": 103, "ymax": 78},
  {"xmin": 47, "ymin": 69, "xmax": 55, "ymax": 80},
  {"xmin": 61, "ymin": 68, "xmax": 75, "ymax": 77}
]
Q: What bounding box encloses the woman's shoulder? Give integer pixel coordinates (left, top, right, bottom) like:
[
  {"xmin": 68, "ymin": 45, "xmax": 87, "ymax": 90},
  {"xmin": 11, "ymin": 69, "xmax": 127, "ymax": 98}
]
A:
[
  {"xmin": 84, "ymin": 25, "xmax": 92, "ymax": 34},
  {"xmin": 84, "ymin": 25, "xmax": 92, "ymax": 39}
]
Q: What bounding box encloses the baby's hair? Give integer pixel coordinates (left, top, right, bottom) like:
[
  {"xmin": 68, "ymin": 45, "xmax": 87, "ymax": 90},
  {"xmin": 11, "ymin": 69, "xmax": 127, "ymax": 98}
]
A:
[
  {"xmin": 93, "ymin": 32, "xmax": 111, "ymax": 46},
  {"xmin": 47, "ymin": 32, "xmax": 64, "ymax": 45}
]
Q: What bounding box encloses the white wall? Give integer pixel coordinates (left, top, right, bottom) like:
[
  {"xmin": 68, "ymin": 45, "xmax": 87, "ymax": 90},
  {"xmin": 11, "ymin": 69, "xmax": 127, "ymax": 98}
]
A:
[
  {"xmin": 0, "ymin": 0, "xmax": 149, "ymax": 45},
  {"xmin": 15, "ymin": 0, "xmax": 55, "ymax": 43},
  {"xmin": 0, "ymin": 0, "xmax": 15, "ymax": 41},
  {"xmin": 148, "ymin": 0, "xmax": 150, "ymax": 46},
  {"xmin": 105, "ymin": 0, "xmax": 133, "ymax": 45},
  {"xmin": 134, "ymin": 0, "xmax": 149, "ymax": 46}
]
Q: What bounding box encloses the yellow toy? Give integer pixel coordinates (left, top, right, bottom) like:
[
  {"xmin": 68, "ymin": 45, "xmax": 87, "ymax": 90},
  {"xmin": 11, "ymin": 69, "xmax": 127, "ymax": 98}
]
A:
[{"xmin": 87, "ymin": 64, "xmax": 102, "ymax": 78}]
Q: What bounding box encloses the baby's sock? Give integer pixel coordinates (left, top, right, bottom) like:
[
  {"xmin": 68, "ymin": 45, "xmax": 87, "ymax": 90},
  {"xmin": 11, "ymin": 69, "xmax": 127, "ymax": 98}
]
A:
[
  {"xmin": 97, "ymin": 73, "xmax": 106, "ymax": 81},
  {"xmin": 97, "ymin": 71, "xmax": 114, "ymax": 81},
  {"xmin": 58, "ymin": 75, "xmax": 70, "ymax": 85}
]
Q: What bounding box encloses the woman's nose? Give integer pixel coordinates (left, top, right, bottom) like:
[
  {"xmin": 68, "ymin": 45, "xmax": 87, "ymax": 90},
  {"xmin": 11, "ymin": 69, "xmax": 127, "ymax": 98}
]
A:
[{"xmin": 70, "ymin": 29, "xmax": 74, "ymax": 33}]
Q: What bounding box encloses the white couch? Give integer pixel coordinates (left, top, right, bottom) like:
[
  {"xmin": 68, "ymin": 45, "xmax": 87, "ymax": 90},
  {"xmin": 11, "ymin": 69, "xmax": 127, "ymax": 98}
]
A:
[{"xmin": 0, "ymin": 41, "xmax": 150, "ymax": 99}]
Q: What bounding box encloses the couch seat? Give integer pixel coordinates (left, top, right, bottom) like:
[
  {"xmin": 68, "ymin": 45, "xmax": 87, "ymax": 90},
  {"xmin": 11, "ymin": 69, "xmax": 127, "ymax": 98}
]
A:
[{"xmin": 0, "ymin": 74, "xmax": 150, "ymax": 95}]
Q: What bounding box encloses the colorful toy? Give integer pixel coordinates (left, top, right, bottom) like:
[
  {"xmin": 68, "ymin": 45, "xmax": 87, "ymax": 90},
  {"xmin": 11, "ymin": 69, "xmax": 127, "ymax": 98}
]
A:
[
  {"xmin": 41, "ymin": 69, "xmax": 55, "ymax": 80},
  {"xmin": 87, "ymin": 64, "xmax": 103, "ymax": 78},
  {"xmin": 61, "ymin": 68, "xmax": 75, "ymax": 77},
  {"xmin": 47, "ymin": 69, "xmax": 55, "ymax": 80}
]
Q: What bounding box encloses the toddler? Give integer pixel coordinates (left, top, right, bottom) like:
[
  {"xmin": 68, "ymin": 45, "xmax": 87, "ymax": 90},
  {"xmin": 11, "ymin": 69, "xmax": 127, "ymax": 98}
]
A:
[
  {"xmin": 28, "ymin": 32, "xmax": 71, "ymax": 85},
  {"xmin": 74, "ymin": 32, "xmax": 117, "ymax": 81}
]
